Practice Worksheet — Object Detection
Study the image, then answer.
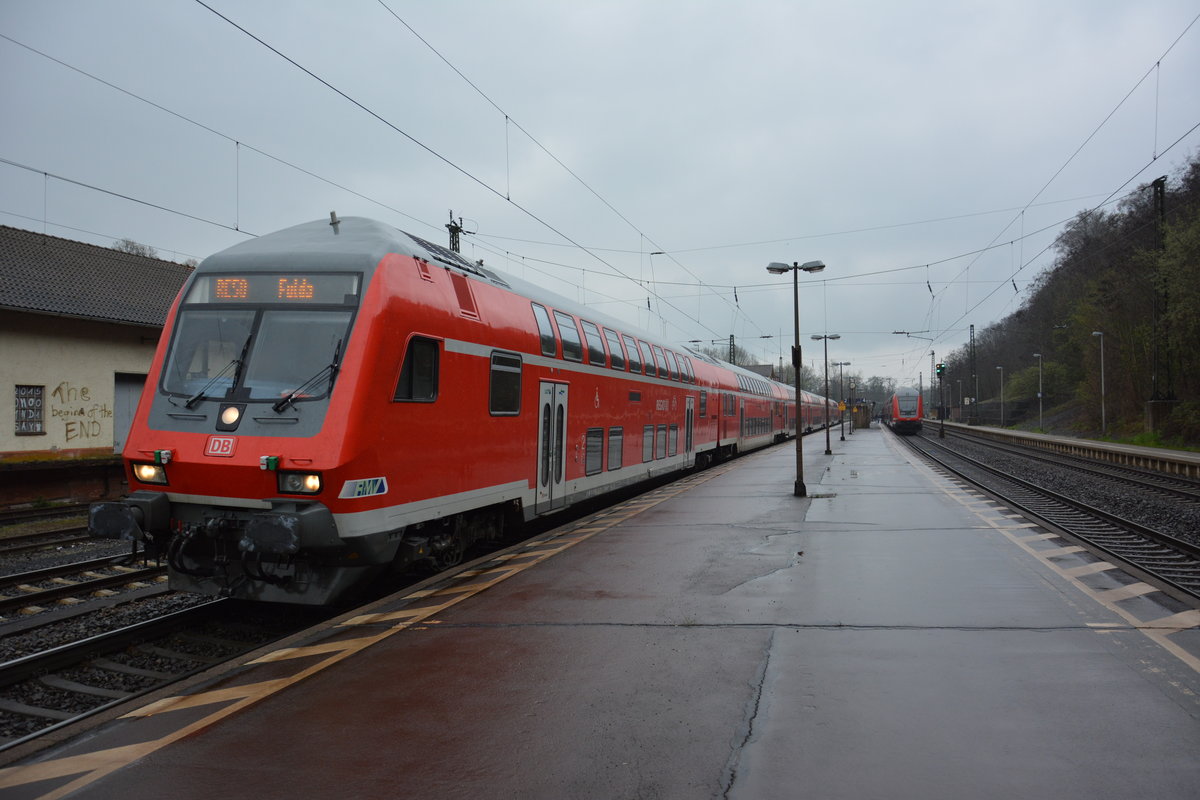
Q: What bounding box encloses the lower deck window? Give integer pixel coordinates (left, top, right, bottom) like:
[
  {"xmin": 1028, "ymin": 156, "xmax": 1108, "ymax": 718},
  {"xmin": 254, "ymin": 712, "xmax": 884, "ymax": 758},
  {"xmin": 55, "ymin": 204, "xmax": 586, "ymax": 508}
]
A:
[
  {"xmin": 489, "ymin": 351, "xmax": 522, "ymax": 415},
  {"xmin": 642, "ymin": 425, "xmax": 654, "ymax": 462},
  {"xmin": 607, "ymin": 427, "xmax": 623, "ymax": 471},
  {"xmin": 656, "ymin": 424, "xmax": 667, "ymax": 459},
  {"xmin": 585, "ymin": 428, "xmax": 604, "ymax": 475}
]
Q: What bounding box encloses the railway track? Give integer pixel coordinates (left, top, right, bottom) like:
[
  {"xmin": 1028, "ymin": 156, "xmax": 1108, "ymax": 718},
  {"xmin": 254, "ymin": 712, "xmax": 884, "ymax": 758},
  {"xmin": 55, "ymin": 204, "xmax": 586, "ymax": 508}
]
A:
[
  {"xmin": 0, "ymin": 504, "xmax": 88, "ymax": 528},
  {"xmin": 0, "ymin": 528, "xmax": 93, "ymax": 558},
  {"xmin": 899, "ymin": 430, "xmax": 1200, "ymax": 604},
  {"xmin": 0, "ymin": 556, "xmax": 168, "ymax": 618},
  {"xmin": 0, "ymin": 598, "xmax": 326, "ymax": 750},
  {"xmin": 936, "ymin": 426, "xmax": 1200, "ymax": 504}
]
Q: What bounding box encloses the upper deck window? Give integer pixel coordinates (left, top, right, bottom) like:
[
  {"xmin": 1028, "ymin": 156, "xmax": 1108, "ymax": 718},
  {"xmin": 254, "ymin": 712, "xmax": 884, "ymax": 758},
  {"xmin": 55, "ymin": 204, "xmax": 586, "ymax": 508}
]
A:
[
  {"xmin": 638, "ymin": 341, "xmax": 655, "ymax": 376},
  {"xmin": 580, "ymin": 320, "xmax": 607, "ymax": 366},
  {"xmin": 624, "ymin": 335, "xmax": 643, "ymax": 374},
  {"xmin": 665, "ymin": 350, "xmax": 680, "ymax": 381},
  {"xmin": 554, "ymin": 311, "xmax": 584, "ymax": 362},
  {"xmin": 679, "ymin": 356, "xmax": 694, "ymax": 384},
  {"xmin": 604, "ymin": 329, "xmax": 626, "ymax": 370},
  {"xmin": 531, "ymin": 303, "xmax": 557, "ymax": 357}
]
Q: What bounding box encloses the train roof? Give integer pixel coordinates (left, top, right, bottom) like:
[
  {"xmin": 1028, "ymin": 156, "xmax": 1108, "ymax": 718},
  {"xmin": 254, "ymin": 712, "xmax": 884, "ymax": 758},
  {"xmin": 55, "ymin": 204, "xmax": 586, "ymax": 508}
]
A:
[{"xmin": 198, "ymin": 217, "xmax": 804, "ymax": 400}]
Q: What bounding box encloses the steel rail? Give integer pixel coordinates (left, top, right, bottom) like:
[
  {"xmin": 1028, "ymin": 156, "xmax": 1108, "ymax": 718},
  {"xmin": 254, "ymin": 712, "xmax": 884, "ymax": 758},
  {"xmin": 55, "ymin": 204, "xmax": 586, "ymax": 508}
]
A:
[
  {"xmin": 0, "ymin": 565, "xmax": 167, "ymax": 616},
  {"xmin": 900, "ymin": 432, "xmax": 1200, "ymax": 604},
  {"xmin": 934, "ymin": 427, "xmax": 1200, "ymax": 502}
]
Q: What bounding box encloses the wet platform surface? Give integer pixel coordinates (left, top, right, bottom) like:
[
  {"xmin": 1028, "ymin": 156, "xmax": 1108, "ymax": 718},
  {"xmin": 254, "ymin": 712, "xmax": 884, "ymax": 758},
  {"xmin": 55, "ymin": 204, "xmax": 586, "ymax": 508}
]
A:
[{"xmin": 2, "ymin": 426, "xmax": 1198, "ymax": 799}]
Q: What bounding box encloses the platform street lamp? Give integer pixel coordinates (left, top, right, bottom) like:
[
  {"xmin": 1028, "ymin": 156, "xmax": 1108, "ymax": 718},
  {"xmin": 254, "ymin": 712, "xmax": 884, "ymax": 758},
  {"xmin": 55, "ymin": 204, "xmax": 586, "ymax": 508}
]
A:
[
  {"xmin": 833, "ymin": 361, "xmax": 851, "ymax": 440},
  {"xmin": 812, "ymin": 334, "xmax": 840, "ymax": 455},
  {"xmin": 995, "ymin": 366, "xmax": 1004, "ymax": 427},
  {"xmin": 766, "ymin": 260, "xmax": 826, "ymax": 496},
  {"xmin": 847, "ymin": 379, "xmax": 856, "ymax": 434},
  {"xmin": 1033, "ymin": 353, "xmax": 1044, "ymax": 430},
  {"xmin": 1092, "ymin": 331, "xmax": 1106, "ymax": 436}
]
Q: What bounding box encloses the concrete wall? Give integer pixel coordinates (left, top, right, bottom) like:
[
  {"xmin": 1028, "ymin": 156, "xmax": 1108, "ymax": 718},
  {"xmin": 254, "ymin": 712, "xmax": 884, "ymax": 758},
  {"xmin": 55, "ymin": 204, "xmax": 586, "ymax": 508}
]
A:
[{"xmin": 1, "ymin": 311, "xmax": 160, "ymax": 462}]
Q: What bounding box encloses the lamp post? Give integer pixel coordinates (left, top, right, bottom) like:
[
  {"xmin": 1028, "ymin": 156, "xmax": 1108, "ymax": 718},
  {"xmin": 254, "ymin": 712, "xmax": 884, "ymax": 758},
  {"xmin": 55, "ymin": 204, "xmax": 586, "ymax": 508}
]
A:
[
  {"xmin": 995, "ymin": 366, "xmax": 1004, "ymax": 427},
  {"xmin": 1033, "ymin": 353, "xmax": 1044, "ymax": 430},
  {"xmin": 812, "ymin": 334, "xmax": 840, "ymax": 455},
  {"xmin": 833, "ymin": 361, "xmax": 850, "ymax": 440},
  {"xmin": 1092, "ymin": 331, "xmax": 1106, "ymax": 436},
  {"xmin": 766, "ymin": 260, "xmax": 826, "ymax": 496},
  {"xmin": 956, "ymin": 379, "xmax": 962, "ymax": 419},
  {"xmin": 848, "ymin": 379, "xmax": 856, "ymax": 434}
]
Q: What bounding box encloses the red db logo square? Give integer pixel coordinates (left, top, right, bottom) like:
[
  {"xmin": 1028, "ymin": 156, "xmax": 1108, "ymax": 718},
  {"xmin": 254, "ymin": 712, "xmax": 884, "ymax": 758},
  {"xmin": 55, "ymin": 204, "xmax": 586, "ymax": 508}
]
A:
[{"xmin": 205, "ymin": 436, "xmax": 237, "ymax": 457}]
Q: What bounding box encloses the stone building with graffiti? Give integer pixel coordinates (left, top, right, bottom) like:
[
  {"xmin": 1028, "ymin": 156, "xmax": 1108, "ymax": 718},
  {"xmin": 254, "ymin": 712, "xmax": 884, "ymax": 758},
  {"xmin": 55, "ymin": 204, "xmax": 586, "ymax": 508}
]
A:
[{"xmin": 0, "ymin": 225, "xmax": 192, "ymax": 504}]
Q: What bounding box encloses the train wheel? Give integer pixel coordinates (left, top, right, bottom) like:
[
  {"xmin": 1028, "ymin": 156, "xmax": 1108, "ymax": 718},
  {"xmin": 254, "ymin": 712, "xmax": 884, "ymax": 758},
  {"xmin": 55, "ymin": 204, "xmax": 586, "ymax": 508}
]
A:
[{"xmin": 428, "ymin": 529, "xmax": 466, "ymax": 569}]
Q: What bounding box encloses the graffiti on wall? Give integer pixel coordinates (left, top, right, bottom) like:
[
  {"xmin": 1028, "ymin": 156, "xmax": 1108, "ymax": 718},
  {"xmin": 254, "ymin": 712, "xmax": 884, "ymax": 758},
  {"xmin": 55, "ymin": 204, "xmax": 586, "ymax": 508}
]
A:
[{"xmin": 49, "ymin": 382, "xmax": 112, "ymax": 443}]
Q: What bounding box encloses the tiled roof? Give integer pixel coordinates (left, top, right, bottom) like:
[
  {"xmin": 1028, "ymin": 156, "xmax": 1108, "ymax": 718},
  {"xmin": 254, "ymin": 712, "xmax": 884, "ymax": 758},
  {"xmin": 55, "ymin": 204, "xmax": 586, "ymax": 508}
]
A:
[{"xmin": 0, "ymin": 226, "xmax": 192, "ymax": 327}]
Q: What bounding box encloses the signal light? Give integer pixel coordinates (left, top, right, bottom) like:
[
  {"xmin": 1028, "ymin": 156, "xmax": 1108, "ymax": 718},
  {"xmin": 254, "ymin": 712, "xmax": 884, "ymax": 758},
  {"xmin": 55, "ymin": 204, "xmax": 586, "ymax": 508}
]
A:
[{"xmin": 935, "ymin": 362, "xmax": 946, "ymax": 376}]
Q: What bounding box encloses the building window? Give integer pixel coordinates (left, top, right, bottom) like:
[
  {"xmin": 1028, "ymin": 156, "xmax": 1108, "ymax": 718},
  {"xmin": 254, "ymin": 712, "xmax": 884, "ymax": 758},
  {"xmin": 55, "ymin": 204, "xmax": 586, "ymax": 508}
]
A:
[
  {"xmin": 393, "ymin": 337, "xmax": 439, "ymax": 401},
  {"xmin": 607, "ymin": 427, "xmax": 623, "ymax": 470},
  {"xmin": 585, "ymin": 428, "xmax": 604, "ymax": 475},
  {"xmin": 489, "ymin": 351, "xmax": 522, "ymax": 415},
  {"xmin": 14, "ymin": 385, "xmax": 45, "ymax": 435}
]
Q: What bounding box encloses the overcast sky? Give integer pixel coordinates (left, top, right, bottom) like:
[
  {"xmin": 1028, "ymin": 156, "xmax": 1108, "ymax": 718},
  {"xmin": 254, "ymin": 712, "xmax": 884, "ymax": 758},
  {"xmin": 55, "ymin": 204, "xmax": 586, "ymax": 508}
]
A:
[{"xmin": 3, "ymin": 1, "xmax": 1199, "ymax": 388}]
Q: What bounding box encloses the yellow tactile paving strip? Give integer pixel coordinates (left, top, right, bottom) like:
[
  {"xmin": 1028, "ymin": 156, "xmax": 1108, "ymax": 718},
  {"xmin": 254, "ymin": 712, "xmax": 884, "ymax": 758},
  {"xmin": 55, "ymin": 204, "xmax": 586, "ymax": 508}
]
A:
[{"xmin": 0, "ymin": 460, "xmax": 741, "ymax": 799}]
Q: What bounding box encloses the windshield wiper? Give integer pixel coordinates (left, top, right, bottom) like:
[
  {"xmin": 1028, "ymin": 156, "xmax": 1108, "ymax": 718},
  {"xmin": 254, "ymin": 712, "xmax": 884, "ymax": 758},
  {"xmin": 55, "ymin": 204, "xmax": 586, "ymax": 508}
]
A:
[
  {"xmin": 183, "ymin": 334, "xmax": 252, "ymax": 409},
  {"xmin": 272, "ymin": 338, "xmax": 343, "ymax": 413}
]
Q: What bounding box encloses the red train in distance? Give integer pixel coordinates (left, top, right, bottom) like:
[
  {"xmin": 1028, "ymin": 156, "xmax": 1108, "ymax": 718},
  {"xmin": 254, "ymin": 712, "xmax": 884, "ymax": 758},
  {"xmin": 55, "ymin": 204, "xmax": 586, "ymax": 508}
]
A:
[
  {"xmin": 882, "ymin": 386, "xmax": 924, "ymax": 434},
  {"xmin": 90, "ymin": 217, "xmax": 839, "ymax": 605}
]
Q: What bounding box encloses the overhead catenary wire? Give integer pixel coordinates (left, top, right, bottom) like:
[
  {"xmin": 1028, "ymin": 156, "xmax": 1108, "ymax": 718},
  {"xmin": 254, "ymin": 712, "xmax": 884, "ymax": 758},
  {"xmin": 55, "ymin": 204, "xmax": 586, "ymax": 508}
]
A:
[
  {"xmin": 1, "ymin": 25, "xmax": 1171, "ymax": 311},
  {"xmin": 371, "ymin": 1, "xmax": 751, "ymax": 331},
  {"xmin": 192, "ymin": 0, "xmax": 729, "ymax": 341}
]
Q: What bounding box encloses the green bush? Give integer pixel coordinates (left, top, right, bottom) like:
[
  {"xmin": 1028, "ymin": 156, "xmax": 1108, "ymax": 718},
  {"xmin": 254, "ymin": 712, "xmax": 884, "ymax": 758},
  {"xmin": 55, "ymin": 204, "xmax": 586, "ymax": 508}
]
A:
[{"xmin": 1161, "ymin": 401, "xmax": 1200, "ymax": 448}]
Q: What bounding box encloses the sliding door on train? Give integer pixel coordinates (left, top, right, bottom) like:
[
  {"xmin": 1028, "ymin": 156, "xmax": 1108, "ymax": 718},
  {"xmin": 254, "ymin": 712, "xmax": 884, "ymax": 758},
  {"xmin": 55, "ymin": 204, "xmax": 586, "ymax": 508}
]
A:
[{"xmin": 536, "ymin": 381, "xmax": 568, "ymax": 514}]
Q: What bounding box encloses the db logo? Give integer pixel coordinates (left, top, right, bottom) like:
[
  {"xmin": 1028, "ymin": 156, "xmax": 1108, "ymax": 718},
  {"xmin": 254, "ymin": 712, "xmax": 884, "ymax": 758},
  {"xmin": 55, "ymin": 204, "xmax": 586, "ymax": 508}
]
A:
[{"xmin": 205, "ymin": 436, "xmax": 237, "ymax": 457}]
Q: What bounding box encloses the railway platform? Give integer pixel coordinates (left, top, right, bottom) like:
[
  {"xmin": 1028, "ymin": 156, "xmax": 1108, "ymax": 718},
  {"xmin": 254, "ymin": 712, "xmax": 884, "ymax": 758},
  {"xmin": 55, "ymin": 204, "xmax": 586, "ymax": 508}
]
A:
[{"xmin": 2, "ymin": 426, "xmax": 1199, "ymax": 798}]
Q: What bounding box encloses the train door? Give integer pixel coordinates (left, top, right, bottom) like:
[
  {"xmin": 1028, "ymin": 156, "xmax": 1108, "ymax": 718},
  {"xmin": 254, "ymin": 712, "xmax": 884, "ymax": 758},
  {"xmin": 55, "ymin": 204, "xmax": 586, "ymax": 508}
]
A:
[
  {"xmin": 684, "ymin": 396, "xmax": 695, "ymax": 467},
  {"xmin": 535, "ymin": 381, "xmax": 568, "ymax": 514}
]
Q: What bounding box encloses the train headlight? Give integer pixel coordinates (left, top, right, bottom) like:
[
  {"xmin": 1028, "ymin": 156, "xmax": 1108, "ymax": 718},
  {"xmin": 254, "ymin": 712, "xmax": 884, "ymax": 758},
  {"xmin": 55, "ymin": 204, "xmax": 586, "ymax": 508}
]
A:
[
  {"xmin": 132, "ymin": 462, "xmax": 168, "ymax": 485},
  {"xmin": 278, "ymin": 471, "xmax": 322, "ymax": 495}
]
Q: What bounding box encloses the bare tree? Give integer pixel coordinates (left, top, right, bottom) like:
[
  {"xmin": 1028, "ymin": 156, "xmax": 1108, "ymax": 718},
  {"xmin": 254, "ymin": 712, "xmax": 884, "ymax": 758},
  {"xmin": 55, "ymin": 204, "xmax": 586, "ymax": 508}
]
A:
[{"xmin": 112, "ymin": 238, "xmax": 158, "ymax": 259}]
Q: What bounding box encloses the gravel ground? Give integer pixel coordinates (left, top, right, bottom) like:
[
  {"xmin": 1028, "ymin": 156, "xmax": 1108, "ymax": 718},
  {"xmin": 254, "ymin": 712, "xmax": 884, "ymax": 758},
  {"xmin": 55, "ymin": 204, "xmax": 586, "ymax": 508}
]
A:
[
  {"xmin": 0, "ymin": 538, "xmax": 136, "ymax": 578},
  {"xmin": 0, "ymin": 593, "xmax": 212, "ymax": 663},
  {"xmin": 936, "ymin": 433, "xmax": 1200, "ymax": 548}
]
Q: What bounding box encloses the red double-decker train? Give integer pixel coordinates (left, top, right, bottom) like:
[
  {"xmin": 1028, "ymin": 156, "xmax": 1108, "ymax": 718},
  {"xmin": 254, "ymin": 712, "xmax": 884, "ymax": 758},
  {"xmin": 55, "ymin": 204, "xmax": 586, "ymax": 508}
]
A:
[
  {"xmin": 882, "ymin": 386, "xmax": 924, "ymax": 434},
  {"xmin": 90, "ymin": 217, "xmax": 838, "ymax": 604}
]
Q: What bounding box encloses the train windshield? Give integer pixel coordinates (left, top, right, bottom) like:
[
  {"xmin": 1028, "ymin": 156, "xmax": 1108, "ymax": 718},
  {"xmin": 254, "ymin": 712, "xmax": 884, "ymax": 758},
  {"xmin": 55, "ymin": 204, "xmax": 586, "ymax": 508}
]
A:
[
  {"xmin": 162, "ymin": 272, "xmax": 358, "ymax": 405},
  {"xmin": 897, "ymin": 395, "xmax": 919, "ymax": 415}
]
